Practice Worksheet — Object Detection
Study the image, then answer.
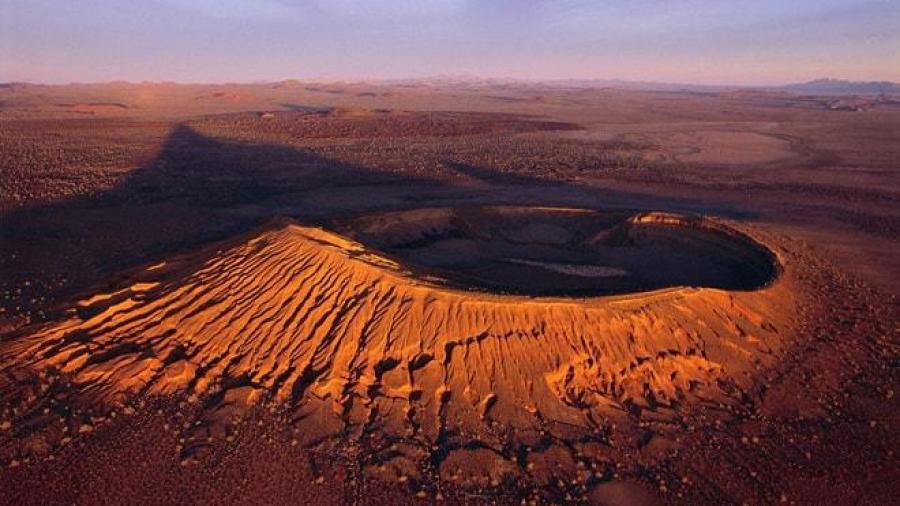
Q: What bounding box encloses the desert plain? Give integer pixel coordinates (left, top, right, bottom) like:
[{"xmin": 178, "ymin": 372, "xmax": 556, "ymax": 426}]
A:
[{"xmin": 0, "ymin": 81, "xmax": 897, "ymax": 505}]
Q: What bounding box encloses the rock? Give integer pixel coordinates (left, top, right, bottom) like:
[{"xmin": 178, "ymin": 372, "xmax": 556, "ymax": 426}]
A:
[{"xmin": 589, "ymin": 481, "xmax": 662, "ymax": 506}]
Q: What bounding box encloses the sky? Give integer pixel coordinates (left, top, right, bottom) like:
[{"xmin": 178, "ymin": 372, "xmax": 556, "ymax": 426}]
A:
[{"xmin": 1, "ymin": 0, "xmax": 898, "ymax": 85}]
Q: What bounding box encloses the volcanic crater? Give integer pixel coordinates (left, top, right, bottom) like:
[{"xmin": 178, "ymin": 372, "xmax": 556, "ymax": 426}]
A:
[
  {"xmin": 0, "ymin": 206, "xmax": 798, "ymax": 488},
  {"xmin": 334, "ymin": 206, "xmax": 780, "ymax": 297}
]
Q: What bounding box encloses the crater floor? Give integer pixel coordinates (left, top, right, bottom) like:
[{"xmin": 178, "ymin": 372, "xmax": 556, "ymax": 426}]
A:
[{"xmin": 335, "ymin": 206, "xmax": 779, "ymax": 296}]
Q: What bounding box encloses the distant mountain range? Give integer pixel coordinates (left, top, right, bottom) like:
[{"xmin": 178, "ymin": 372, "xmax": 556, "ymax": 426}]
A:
[
  {"xmin": 387, "ymin": 76, "xmax": 900, "ymax": 96},
  {"xmin": 3, "ymin": 77, "xmax": 898, "ymax": 96},
  {"xmin": 779, "ymin": 79, "xmax": 900, "ymax": 95},
  {"xmin": 383, "ymin": 75, "xmax": 737, "ymax": 93}
]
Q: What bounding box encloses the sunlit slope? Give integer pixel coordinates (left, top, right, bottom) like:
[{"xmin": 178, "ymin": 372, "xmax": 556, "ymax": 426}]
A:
[{"xmin": 1, "ymin": 216, "xmax": 793, "ymax": 448}]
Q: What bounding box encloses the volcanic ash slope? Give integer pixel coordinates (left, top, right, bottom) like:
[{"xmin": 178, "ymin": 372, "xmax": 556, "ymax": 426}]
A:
[{"xmin": 1, "ymin": 217, "xmax": 794, "ymax": 466}]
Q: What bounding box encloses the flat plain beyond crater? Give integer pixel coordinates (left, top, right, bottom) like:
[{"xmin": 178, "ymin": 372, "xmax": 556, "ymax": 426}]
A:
[{"xmin": 0, "ymin": 82, "xmax": 897, "ymax": 505}]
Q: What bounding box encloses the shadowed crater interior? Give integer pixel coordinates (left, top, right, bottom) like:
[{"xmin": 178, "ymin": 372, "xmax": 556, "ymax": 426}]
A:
[{"xmin": 334, "ymin": 206, "xmax": 779, "ymax": 296}]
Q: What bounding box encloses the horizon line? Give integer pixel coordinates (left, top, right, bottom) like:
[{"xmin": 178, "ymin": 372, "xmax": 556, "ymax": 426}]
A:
[{"xmin": 3, "ymin": 75, "xmax": 898, "ymax": 89}]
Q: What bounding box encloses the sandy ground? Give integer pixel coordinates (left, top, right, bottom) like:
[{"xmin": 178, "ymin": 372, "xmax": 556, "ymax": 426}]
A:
[{"xmin": 0, "ymin": 82, "xmax": 897, "ymax": 505}]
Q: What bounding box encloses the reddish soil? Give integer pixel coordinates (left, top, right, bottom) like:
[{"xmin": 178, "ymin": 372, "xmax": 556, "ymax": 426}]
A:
[{"xmin": 0, "ymin": 82, "xmax": 897, "ymax": 505}]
